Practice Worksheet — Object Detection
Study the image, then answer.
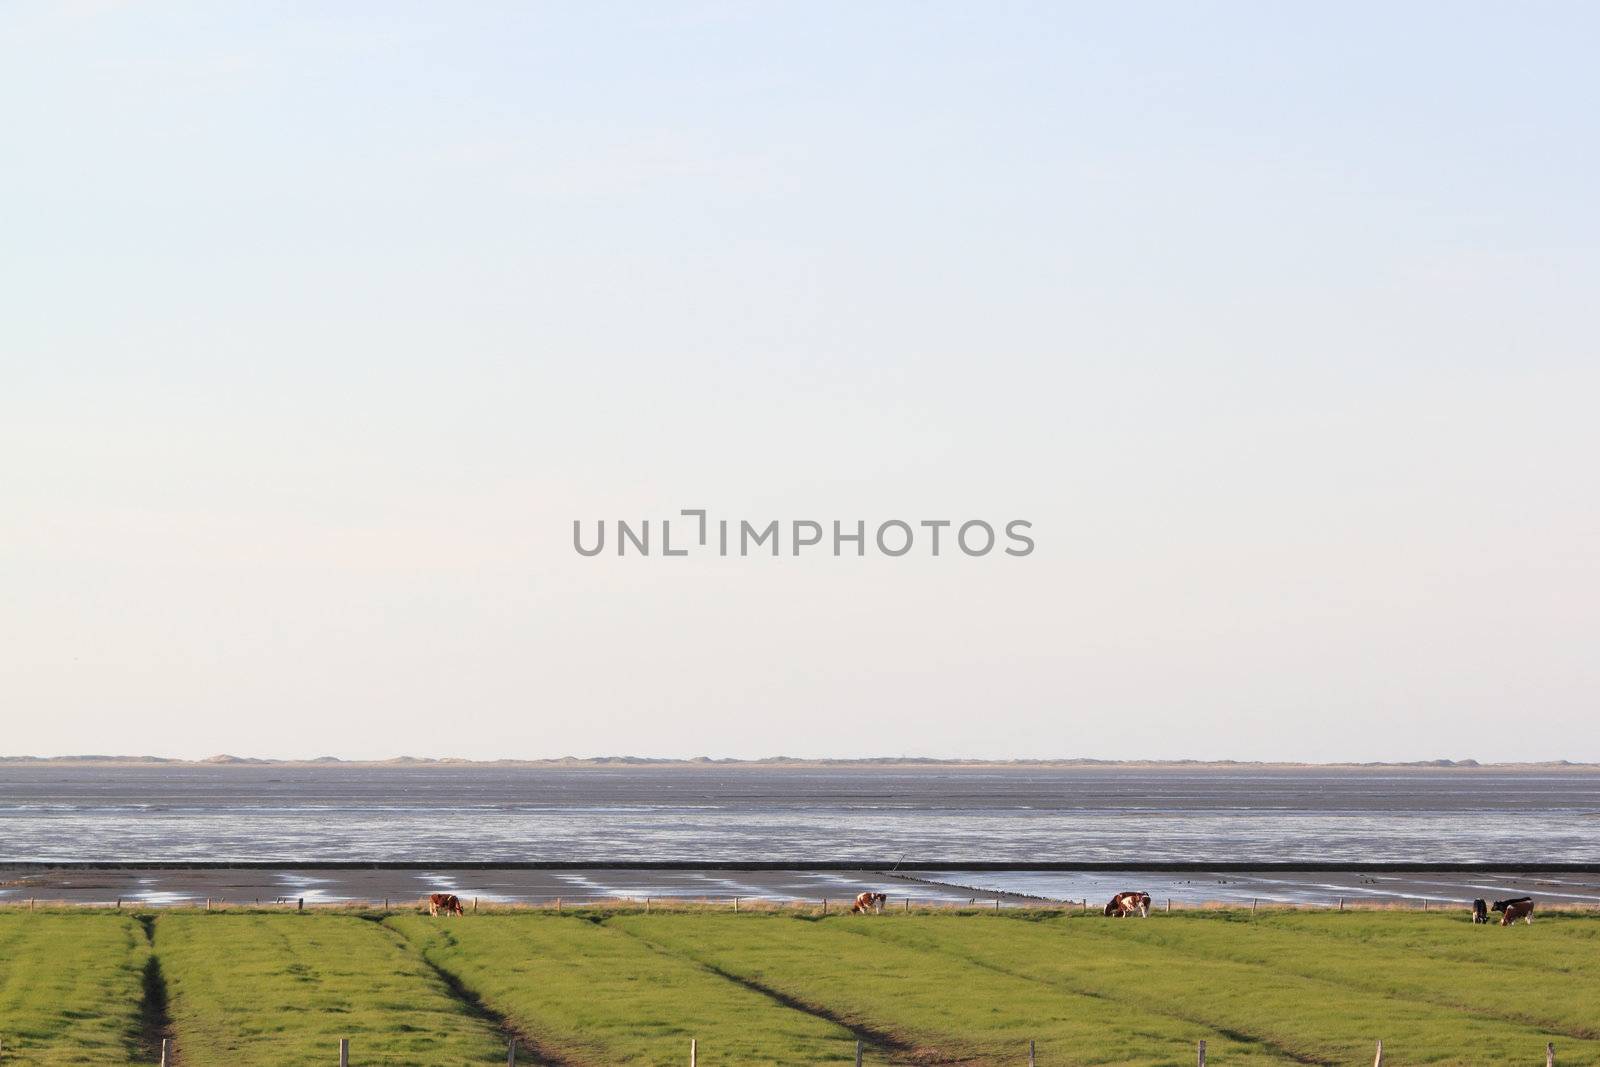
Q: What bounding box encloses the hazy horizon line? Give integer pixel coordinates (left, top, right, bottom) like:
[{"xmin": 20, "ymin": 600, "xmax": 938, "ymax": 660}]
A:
[{"xmin": 3, "ymin": 753, "xmax": 1597, "ymax": 771}]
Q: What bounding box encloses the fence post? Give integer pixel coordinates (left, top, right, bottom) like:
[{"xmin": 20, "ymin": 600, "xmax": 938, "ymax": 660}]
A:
[
  {"xmin": 1339, "ymin": 897, "xmax": 1344, "ymax": 911},
  {"xmin": 905, "ymin": 897, "xmax": 910, "ymax": 913},
  {"xmin": 338, "ymin": 1037, "xmax": 349, "ymax": 1066},
  {"xmin": 1251, "ymin": 898, "xmax": 1257, "ymax": 914},
  {"xmin": 473, "ymin": 898, "xmax": 479, "ymax": 914},
  {"xmin": 1548, "ymin": 1041, "xmax": 1556, "ymax": 1066},
  {"xmin": 160, "ymin": 1038, "xmax": 169, "ymax": 1066},
  {"xmin": 734, "ymin": 896, "xmax": 740, "ymax": 913},
  {"xmin": 995, "ymin": 896, "xmax": 1001, "ymax": 911},
  {"xmin": 646, "ymin": 896, "xmax": 651, "ymax": 913},
  {"xmin": 822, "ymin": 898, "xmax": 828, "ymax": 915},
  {"xmin": 1029, "ymin": 1038, "xmax": 1036, "ymax": 1066},
  {"xmin": 507, "ymin": 1037, "xmax": 517, "ymax": 1065},
  {"xmin": 855, "ymin": 1039, "xmax": 863, "ymax": 1066},
  {"xmin": 1197, "ymin": 1038, "xmax": 1206, "ymax": 1066},
  {"xmin": 690, "ymin": 1037, "xmax": 697, "ymax": 1067},
  {"xmin": 1166, "ymin": 898, "xmax": 1171, "ymax": 913},
  {"xmin": 1373, "ymin": 1038, "xmax": 1383, "ymax": 1066},
  {"xmin": 298, "ymin": 898, "xmax": 304, "ymax": 912}
]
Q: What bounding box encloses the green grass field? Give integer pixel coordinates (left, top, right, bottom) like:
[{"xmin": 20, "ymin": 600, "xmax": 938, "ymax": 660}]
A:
[
  {"xmin": 0, "ymin": 912, "xmax": 151, "ymax": 1065},
  {"xmin": 0, "ymin": 906, "xmax": 1593, "ymax": 1065},
  {"xmin": 156, "ymin": 913, "xmax": 505, "ymax": 1065},
  {"xmin": 386, "ymin": 913, "xmax": 853, "ymax": 1064}
]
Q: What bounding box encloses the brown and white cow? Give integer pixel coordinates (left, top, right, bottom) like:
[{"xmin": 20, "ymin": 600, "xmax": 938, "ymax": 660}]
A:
[
  {"xmin": 851, "ymin": 892, "xmax": 888, "ymax": 914},
  {"xmin": 428, "ymin": 893, "xmax": 465, "ymax": 916},
  {"xmin": 1492, "ymin": 896, "xmax": 1534, "ymax": 925},
  {"xmin": 1104, "ymin": 891, "xmax": 1152, "ymax": 918}
]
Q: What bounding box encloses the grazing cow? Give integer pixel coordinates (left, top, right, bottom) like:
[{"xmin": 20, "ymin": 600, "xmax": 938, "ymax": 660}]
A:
[
  {"xmin": 428, "ymin": 893, "xmax": 464, "ymax": 916},
  {"xmin": 1104, "ymin": 891, "xmax": 1152, "ymax": 918},
  {"xmin": 1491, "ymin": 896, "xmax": 1534, "ymax": 925},
  {"xmin": 1471, "ymin": 898, "xmax": 1489, "ymax": 924},
  {"xmin": 851, "ymin": 892, "xmax": 888, "ymax": 914}
]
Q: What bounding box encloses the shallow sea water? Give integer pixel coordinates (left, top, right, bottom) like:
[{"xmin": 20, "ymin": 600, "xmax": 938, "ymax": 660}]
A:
[{"xmin": 2, "ymin": 764, "xmax": 1597, "ymax": 865}]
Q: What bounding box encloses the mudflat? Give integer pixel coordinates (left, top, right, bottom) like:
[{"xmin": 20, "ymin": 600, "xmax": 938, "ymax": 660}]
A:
[
  {"xmin": 4, "ymin": 863, "xmax": 1599, "ymax": 909},
  {"xmin": 3, "ymin": 762, "xmax": 1598, "ymax": 865}
]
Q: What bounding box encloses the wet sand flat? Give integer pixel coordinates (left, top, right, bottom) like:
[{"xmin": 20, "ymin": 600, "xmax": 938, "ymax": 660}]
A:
[
  {"xmin": 4, "ymin": 865, "xmax": 1597, "ymax": 909},
  {"xmin": 4, "ymin": 763, "xmax": 1600, "ymax": 865}
]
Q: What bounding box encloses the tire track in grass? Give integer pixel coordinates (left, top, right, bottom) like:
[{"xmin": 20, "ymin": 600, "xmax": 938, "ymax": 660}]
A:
[
  {"xmin": 824, "ymin": 921, "xmax": 1332, "ymax": 1067},
  {"xmin": 372, "ymin": 919, "xmax": 587, "ymax": 1067},
  {"xmin": 602, "ymin": 918, "xmax": 962, "ymax": 1066},
  {"xmin": 159, "ymin": 912, "xmax": 510, "ymax": 1065},
  {"xmin": 851, "ymin": 915, "xmax": 1600, "ymax": 1064},
  {"xmin": 420, "ymin": 950, "xmax": 586, "ymax": 1067},
  {"xmin": 389, "ymin": 913, "xmax": 857, "ymax": 1065},
  {"xmin": 135, "ymin": 916, "xmax": 177, "ymax": 1065},
  {"xmin": 608, "ymin": 915, "xmax": 1251, "ymax": 1066}
]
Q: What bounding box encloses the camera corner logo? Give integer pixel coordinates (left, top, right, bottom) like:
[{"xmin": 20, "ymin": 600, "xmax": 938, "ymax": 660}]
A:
[{"xmin": 574, "ymin": 510, "xmax": 1034, "ymax": 558}]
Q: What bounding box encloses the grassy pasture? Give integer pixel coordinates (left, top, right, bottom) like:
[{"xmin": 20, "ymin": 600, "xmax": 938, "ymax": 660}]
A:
[
  {"xmin": 839, "ymin": 910, "xmax": 1600, "ymax": 1064},
  {"xmin": 386, "ymin": 912, "xmax": 857, "ymax": 1064},
  {"xmin": 609, "ymin": 911, "xmax": 1278, "ymax": 1065},
  {"xmin": 156, "ymin": 913, "xmax": 506, "ymax": 1065},
  {"xmin": 1047, "ymin": 910, "xmax": 1600, "ymax": 1043},
  {"xmin": 0, "ymin": 905, "xmax": 1593, "ymax": 1065},
  {"xmin": 0, "ymin": 911, "xmax": 150, "ymax": 1065}
]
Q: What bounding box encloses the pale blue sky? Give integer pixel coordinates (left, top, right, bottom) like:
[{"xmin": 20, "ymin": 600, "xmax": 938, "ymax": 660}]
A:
[{"xmin": 3, "ymin": 2, "xmax": 1596, "ymax": 760}]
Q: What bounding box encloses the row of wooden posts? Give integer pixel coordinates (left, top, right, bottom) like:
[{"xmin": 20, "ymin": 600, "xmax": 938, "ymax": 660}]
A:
[
  {"xmin": 136, "ymin": 1036, "xmax": 1561, "ymax": 1065},
  {"xmin": 674, "ymin": 895, "xmax": 1416, "ymax": 914},
  {"xmin": 4, "ymin": 1034, "xmax": 1579, "ymax": 1067},
  {"xmin": 15, "ymin": 895, "xmax": 1472, "ymax": 915},
  {"xmin": 715, "ymin": 895, "xmax": 1427, "ymax": 914},
  {"xmin": 1206, "ymin": 1039, "xmax": 1553, "ymax": 1067},
  {"xmin": 18, "ymin": 895, "xmax": 1459, "ymax": 915}
]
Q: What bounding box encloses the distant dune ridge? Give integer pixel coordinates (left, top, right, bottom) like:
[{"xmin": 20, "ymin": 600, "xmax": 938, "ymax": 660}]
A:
[{"xmin": 0, "ymin": 754, "xmax": 1594, "ymax": 770}]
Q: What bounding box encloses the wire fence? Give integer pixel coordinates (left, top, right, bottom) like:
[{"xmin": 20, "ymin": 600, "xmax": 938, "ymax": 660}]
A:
[
  {"xmin": 124, "ymin": 1035, "xmax": 1563, "ymax": 1066},
  {"xmin": 2, "ymin": 894, "xmax": 1570, "ymax": 1064},
  {"xmin": 0, "ymin": 891, "xmax": 1586, "ymax": 916}
]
